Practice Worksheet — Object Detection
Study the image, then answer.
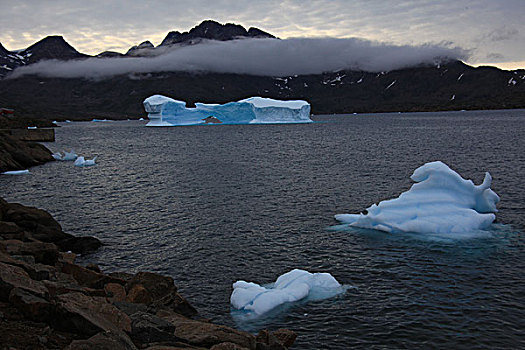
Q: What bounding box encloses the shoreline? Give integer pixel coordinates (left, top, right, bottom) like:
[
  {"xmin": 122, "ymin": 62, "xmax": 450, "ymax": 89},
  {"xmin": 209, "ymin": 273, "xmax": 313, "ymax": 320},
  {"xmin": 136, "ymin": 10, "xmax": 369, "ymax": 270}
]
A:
[
  {"xmin": 0, "ymin": 136, "xmax": 296, "ymax": 349},
  {"xmin": 0, "ymin": 196, "xmax": 296, "ymax": 349}
]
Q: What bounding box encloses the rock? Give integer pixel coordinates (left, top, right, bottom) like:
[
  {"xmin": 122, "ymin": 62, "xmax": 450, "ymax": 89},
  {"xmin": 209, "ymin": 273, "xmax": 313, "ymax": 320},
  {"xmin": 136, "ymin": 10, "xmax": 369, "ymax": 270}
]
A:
[
  {"xmin": 105, "ymin": 282, "xmax": 126, "ymax": 302},
  {"xmin": 211, "ymin": 342, "xmax": 251, "ymax": 350},
  {"xmin": 0, "ymin": 133, "xmax": 54, "ymax": 173},
  {"xmin": 144, "ymin": 344, "xmax": 208, "ymax": 350},
  {"xmin": 56, "ymin": 236, "xmax": 102, "ymax": 255},
  {"xmin": 61, "ymin": 261, "xmax": 125, "ymax": 289},
  {"xmin": 129, "ymin": 311, "xmax": 180, "ymax": 345},
  {"xmin": 113, "ymin": 301, "xmax": 149, "ymax": 316},
  {"xmin": 0, "ymin": 261, "xmax": 48, "ymax": 300},
  {"xmin": 59, "ymin": 251, "xmax": 76, "ymax": 264},
  {"xmin": 109, "ymin": 271, "xmax": 135, "ymax": 282},
  {"xmin": 158, "ymin": 310, "xmax": 256, "ymax": 350},
  {"xmin": 127, "ymin": 284, "xmax": 152, "ymax": 304},
  {"xmin": 64, "ymin": 330, "xmax": 138, "ymax": 350},
  {"xmin": 55, "ymin": 292, "xmax": 132, "ymax": 336},
  {"xmin": 0, "ymin": 221, "xmax": 24, "ymax": 240},
  {"xmin": 169, "ymin": 292, "xmax": 198, "ymax": 317},
  {"xmin": 6, "ymin": 241, "xmax": 59, "ymax": 265},
  {"xmin": 3, "ymin": 202, "xmax": 62, "ymax": 233},
  {"xmin": 126, "ymin": 272, "xmax": 177, "ymax": 302},
  {"xmin": 255, "ymin": 330, "xmax": 286, "ymax": 350},
  {"xmin": 8, "ymin": 287, "xmax": 54, "ymax": 321},
  {"xmin": 86, "ymin": 263, "xmax": 101, "ymax": 273},
  {"xmin": 271, "ymin": 329, "xmax": 297, "ymax": 348}
]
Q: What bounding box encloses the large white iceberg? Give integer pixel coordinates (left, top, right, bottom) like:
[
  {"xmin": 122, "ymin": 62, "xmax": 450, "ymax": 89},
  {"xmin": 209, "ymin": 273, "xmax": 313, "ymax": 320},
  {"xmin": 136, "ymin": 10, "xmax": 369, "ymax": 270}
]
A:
[
  {"xmin": 335, "ymin": 161, "xmax": 500, "ymax": 234},
  {"xmin": 231, "ymin": 269, "xmax": 345, "ymax": 316},
  {"xmin": 143, "ymin": 95, "xmax": 312, "ymax": 126}
]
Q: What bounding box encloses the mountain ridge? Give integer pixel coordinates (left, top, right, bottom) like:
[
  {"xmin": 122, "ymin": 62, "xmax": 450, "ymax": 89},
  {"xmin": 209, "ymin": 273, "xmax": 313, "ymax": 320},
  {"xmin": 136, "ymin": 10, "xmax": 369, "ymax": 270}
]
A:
[{"xmin": 0, "ymin": 20, "xmax": 523, "ymax": 118}]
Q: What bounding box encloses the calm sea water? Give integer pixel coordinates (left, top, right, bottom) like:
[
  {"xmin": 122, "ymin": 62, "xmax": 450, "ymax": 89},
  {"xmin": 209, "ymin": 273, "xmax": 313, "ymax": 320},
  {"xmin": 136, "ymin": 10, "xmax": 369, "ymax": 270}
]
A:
[{"xmin": 1, "ymin": 110, "xmax": 524, "ymax": 349}]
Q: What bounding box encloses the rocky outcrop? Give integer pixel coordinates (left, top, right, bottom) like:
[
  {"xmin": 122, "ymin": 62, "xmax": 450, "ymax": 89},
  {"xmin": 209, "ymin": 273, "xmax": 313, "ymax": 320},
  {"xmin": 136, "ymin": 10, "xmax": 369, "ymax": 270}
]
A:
[
  {"xmin": 0, "ymin": 132, "xmax": 54, "ymax": 172},
  {"xmin": 0, "ymin": 197, "xmax": 297, "ymax": 349}
]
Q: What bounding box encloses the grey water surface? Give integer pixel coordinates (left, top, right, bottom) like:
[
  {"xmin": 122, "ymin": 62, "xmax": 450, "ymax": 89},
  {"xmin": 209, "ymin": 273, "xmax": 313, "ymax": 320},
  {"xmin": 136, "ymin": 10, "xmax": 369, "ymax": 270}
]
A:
[{"xmin": 1, "ymin": 110, "xmax": 524, "ymax": 349}]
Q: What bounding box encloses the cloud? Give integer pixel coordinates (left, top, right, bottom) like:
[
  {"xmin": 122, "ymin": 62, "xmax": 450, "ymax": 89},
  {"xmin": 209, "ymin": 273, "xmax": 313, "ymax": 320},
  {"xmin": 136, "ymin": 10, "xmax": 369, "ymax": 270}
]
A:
[{"xmin": 7, "ymin": 37, "xmax": 467, "ymax": 79}]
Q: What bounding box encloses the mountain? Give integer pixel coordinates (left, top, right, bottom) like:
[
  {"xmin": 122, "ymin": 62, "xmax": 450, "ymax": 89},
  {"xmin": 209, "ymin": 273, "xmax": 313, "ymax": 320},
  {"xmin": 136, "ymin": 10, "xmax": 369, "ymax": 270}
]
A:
[
  {"xmin": 21, "ymin": 35, "xmax": 88, "ymax": 63},
  {"xmin": 0, "ymin": 35, "xmax": 88, "ymax": 75},
  {"xmin": 160, "ymin": 20, "xmax": 275, "ymax": 46},
  {"xmin": 0, "ymin": 21, "xmax": 523, "ymax": 119}
]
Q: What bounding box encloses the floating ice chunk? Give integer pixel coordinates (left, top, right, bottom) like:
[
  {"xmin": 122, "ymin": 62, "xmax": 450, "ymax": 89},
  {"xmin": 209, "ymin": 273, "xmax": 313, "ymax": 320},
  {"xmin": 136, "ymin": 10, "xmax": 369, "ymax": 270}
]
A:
[
  {"xmin": 144, "ymin": 95, "xmax": 312, "ymax": 126},
  {"xmin": 335, "ymin": 161, "xmax": 500, "ymax": 234},
  {"xmin": 2, "ymin": 169, "xmax": 30, "ymax": 175},
  {"xmin": 139, "ymin": 117, "xmax": 145, "ymax": 121},
  {"xmin": 62, "ymin": 150, "xmax": 78, "ymax": 161},
  {"xmin": 231, "ymin": 269, "xmax": 345, "ymax": 316},
  {"xmin": 27, "ymin": 126, "xmax": 37, "ymax": 129},
  {"xmin": 52, "ymin": 152, "xmax": 63, "ymax": 160},
  {"xmin": 74, "ymin": 156, "xmax": 97, "ymax": 167}
]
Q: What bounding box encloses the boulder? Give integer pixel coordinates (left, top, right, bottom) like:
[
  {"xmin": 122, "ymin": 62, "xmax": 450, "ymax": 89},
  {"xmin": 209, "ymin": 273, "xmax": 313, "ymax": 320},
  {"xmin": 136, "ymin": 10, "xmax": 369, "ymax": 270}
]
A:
[
  {"xmin": 127, "ymin": 284, "xmax": 152, "ymax": 304},
  {"xmin": 129, "ymin": 311, "xmax": 180, "ymax": 345},
  {"xmin": 60, "ymin": 261, "xmax": 125, "ymax": 289},
  {"xmin": 5, "ymin": 241, "xmax": 59, "ymax": 265},
  {"xmin": 56, "ymin": 236, "xmax": 102, "ymax": 255},
  {"xmin": 105, "ymin": 282, "xmax": 127, "ymax": 302},
  {"xmin": 0, "ymin": 261, "xmax": 48, "ymax": 300},
  {"xmin": 55, "ymin": 292, "xmax": 131, "ymax": 336},
  {"xmin": 126, "ymin": 272, "xmax": 177, "ymax": 302},
  {"xmin": 255, "ymin": 330, "xmax": 286, "ymax": 350},
  {"xmin": 3, "ymin": 202, "xmax": 62, "ymax": 233},
  {"xmin": 272, "ymin": 329, "xmax": 297, "ymax": 348},
  {"xmin": 211, "ymin": 342, "xmax": 251, "ymax": 350},
  {"xmin": 0, "ymin": 221, "xmax": 24, "ymax": 240},
  {"xmin": 8, "ymin": 287, "xmax": 54, "ymax": 321},
  {"xmin": 113, "ymin": 301, "xmax": 149, "ymax": 316},
  {"xmin": 158, "ymin": 310, "xmax": 256, "ymax": 350},
  {"xmin": 64, "ymin": 330, "xmax": 138, "ymax": 350}
]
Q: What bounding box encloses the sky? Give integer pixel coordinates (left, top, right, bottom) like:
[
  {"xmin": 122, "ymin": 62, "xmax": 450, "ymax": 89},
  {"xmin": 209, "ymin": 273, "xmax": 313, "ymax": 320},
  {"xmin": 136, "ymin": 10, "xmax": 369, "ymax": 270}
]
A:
[{"xmin": 1, "ymin": 0, "xmax": 524, "ymax": 70}]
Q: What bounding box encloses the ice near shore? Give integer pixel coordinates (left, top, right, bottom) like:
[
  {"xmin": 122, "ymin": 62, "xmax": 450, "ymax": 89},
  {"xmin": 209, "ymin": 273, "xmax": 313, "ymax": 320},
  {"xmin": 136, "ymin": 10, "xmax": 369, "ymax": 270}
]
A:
[
  {"xmin": 143, "ymin": 95, "xmax": 312, "ymax": 126},
  {"xmin": 74, "ymin": 156, "xmax": 97, "ymax": 167},
  {"xmin": 231, "ymin": 269, "xmax": 345, "ymax": 316},
  {"xmin": 335, "ymin": 161, "xmax": 500, "ymax": 234}
]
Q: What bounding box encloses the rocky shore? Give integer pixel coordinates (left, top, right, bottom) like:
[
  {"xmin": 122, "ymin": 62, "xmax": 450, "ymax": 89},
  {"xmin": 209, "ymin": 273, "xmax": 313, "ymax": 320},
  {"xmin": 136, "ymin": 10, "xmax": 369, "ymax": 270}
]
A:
[
  {"xmin": 0, "ymin": 131, "xmax": 54, "ymax": 173},
  {"xmin": 0, "ymin": 196, "xmax": 297, "ymax": 349}
]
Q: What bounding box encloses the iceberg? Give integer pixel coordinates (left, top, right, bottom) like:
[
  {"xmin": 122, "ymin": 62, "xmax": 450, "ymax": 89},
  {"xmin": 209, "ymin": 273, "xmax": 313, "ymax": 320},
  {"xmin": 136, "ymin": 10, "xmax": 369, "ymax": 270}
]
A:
[
  {"xmin": 2, "ymin": 170, "xmax": 30, "ymax": 175},
  {"xmin": 143, "ymin": 95, "xmax": 312, "ymax": 126},
  {"xmin": 335, "ymin": 161, "xmax": 500, "ymax": 234},
  {"xmin": 231, "ymin": 269, "xmax": 345, "ymax": 316},
  {"xmin": 74, "ymin": 156, "xmax": 97, "ymax": 167},
  {"xmin": 52, "ymin": 150, "xmax": 78, "ymax": 161}
]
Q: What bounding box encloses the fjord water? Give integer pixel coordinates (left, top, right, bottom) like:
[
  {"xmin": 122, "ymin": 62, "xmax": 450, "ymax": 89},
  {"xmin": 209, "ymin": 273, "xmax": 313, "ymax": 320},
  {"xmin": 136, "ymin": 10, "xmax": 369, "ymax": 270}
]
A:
[{"xmin": 1, "ymin": 110, "xmax": 524, "ymax": 349}]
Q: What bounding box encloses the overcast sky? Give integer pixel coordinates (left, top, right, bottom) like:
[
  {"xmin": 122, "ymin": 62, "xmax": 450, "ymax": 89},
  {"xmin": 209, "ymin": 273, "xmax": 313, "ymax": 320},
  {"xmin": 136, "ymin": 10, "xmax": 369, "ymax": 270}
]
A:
[{"xmin": 1, "ymin": 0, "xmax": 524, "ymax": 70}]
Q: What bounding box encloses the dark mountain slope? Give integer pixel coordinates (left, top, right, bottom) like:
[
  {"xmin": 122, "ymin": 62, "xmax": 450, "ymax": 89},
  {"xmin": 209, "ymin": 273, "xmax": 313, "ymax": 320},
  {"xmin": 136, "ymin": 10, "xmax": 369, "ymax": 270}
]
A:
[{"xmin": 1, "ymin": 60, "xmax": 523, "ymax": 120}]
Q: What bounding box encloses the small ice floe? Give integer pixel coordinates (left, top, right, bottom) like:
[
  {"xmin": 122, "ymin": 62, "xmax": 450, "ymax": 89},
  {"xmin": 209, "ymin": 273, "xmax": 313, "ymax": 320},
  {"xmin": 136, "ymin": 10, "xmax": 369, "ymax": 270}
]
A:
[
  {"xmin": 231, "ymin": 269, "xmax": 346, "ymax": 316},
  {"xmin": 139, "ymin": 117, "xmax": 145, "ymax": 121},
  {"xmin": 27, "ymin": 126, "xmax": 37, "ymax": 129},
  {"xmin": 2, "ymin": 169, "xmax": 30, "ymax": 175},
  {"xmin": 91, "ymin": 118, "xmax": 111, "ymax": 122},
  {"xmin": 450, "ymin": 94, "xmax": 456, "ymax": 101},
  {"xmin": 335, "ymin": 161, "xmax": 500, "ymax": 234},
  {"xmin": 74, "ymin": 156, "xmax": 97, "ymax": 167},
  {"xmin": 52, "ymin": 150, "xmax": 78, "ymax": 161}
]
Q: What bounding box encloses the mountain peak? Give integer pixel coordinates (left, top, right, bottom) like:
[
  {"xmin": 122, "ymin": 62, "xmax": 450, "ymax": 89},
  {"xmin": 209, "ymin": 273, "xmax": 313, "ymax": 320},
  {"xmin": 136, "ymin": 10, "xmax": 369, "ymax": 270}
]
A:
[
  {"xmin": 23, "ymin": 35, "xmax": 87, "ymax": 63},
  {"xmin": 160, "ymin": 20, "xmax": 275, "ymax": 46}
]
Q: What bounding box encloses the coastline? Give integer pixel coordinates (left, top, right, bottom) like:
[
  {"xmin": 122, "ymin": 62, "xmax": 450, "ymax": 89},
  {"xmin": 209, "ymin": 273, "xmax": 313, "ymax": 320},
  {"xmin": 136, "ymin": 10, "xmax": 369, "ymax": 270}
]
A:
[
  {"xmin": 0, "ymin": 200, "xmax": 296, "ymax": 350},
  {"xmin": 0, "ymin": 139, "xmax": 297, "ymax": 349}
]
